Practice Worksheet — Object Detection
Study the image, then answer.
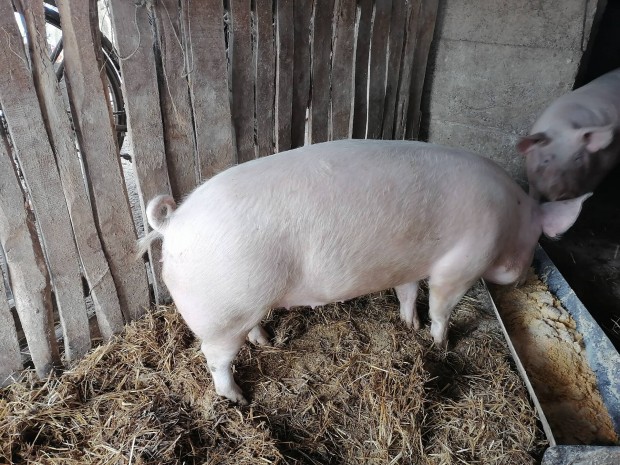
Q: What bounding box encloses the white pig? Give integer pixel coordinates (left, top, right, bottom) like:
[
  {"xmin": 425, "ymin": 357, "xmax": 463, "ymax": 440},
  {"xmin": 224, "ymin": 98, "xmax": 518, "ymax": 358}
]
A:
[
  {"xmin": 518, "ymin": 68, "xmax": 620, "ymax": 201},
  {"xmin": 140, "ymin": 140, "xmax": 589, "ymax": 404}
]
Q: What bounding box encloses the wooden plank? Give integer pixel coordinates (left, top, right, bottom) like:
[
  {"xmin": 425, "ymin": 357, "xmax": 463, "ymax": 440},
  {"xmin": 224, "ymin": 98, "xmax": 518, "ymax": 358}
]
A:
[
  {"xmin": 186, "ymin": 0, "xmax": 236, "ymax": 180},
  {"xmin": 108, "ymin": 0, "xmax": 173, "ymax": 305},
  {"xmin": 352, "ymin": 0, "xmax": 372, "ymax": 139},
  {"xmin": 154, "ymin": 0, "xmax": 199, "ymax": 198},
  {"xmin": 22, "ymin": 0, "xmax": 124, "ymax": 341},
  {"xmin": 330, "ymin": 0, "xmax": 356, "ymax": 140},
  {"xmin": 309, "ymin": 0, "xmax": 334, "ymax": 143},
  {"xmin": 394, "ymin": 0, "xmax": 422, "ymax": 139},
  {"xmin": 0, "ymin": 1, "xmax": 91, "ymax": 360},
  {"xmin": 0, "ymin": 249, "xmax": 22, "ymax": 386},
  {"xmin": 0, "ymin": 132, "xmax": 60, "ymax": 378},
  {"xmin": 291, "ymin": 0, "xmax": 313, "ymax": 148},
  {"xmin": 230, "ymin": 0, "xmax": 256, "ymax": 162},
  {"xmin": 381, "ymin": 0, "xmax": 407, "ymax": 139},
  {"xmin": 406, "ymin": 0, "xmax": 439, "ymax": 140},
  {"xmin": 366, "ymin": 0, "xmax": 392, "ymax": 139},
  {"xmin": 57, "ymin": 0, "xmax": 151, "ymax": 322},
  {"xmin": 255, "ymin": 0, "xmax": 276, "ymax": 157},
  {"xmin": 276, "ymin": 0, "xmax": 294, "ymax": 152}
]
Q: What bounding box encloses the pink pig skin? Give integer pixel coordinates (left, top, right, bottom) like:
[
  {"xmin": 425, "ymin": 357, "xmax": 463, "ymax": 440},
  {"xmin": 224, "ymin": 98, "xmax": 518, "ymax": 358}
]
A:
[
  {"xmin": 141, "ymin": 139, "xmax": 589, "ymax": 404},
  {"xmin": 518, "ymin": 68, "xmax": 620, "ymax": 201}
]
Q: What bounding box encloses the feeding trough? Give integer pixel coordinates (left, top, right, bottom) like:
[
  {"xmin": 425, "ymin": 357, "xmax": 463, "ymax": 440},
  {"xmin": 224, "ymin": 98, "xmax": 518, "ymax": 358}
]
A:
[{"xmin": 488, "ymin": 246, "xmax": 620, "ymax": 464}]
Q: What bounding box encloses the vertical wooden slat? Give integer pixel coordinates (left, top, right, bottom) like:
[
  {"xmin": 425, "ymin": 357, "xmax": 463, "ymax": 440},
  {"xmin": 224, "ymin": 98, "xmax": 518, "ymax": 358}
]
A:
[
  {"xmin": 155, "ymin": 0, "xmax": 199, "ymax": 198},
  {"xmin": 381, "ymin": 0, "xmax": 407, "ymax": 139},
  {"xmin": 291, "ymin": 0, "xmax": 313, "ymax": 148},
  {"xmin": 0, "ymin": 249, "xmax": 22, "ymax": 385},
  {"xmin": 352, "ymin": 0, "xmax": 372, "ymax": 139},
  {"xmin": 230, "ymin": 0, "xmax": 256, "ymax": 163},
  {"xmin": 57, "ymin": 0, "xmax": 151, "ymax": 322},
  {"xmin": 255, "ymin": 0, "xmax": 276, "ymax": 157},
  {"xmin": 276, "ymin": 0, "xmax": 294, "ymax": 152},
  {"xmin": 366, "ymin": 0, "xmax": 392, "ymax": 139},
  {"xmin": 186, "ymin": 0, "xmax": 236, "ymax": 179},
  {"xmin": 309, "ymin": 0, "xmax": 334, "ymax": 143},
  {"xmin": 406, "ymin": 0, "xmax": 439, "ymax": 140},
  {"xmin": 0, "ymin": 133, "xmax": 60, "ymax": 378},
  {"xmin": 330, "ymin": 0, "xmax": 356, "ymax": 139},
  {"xmin": 22, "ymin": 0, "xmax": 124, "ymax": 340},
  {"xmin": 108, "ymin": 0, "xmax": 173, "ymax": 305},
  {"xmin": 0, "ymin": 2, "xmax": 91, "ymax": 360},
  {"xmin": 394, "ymin": 0, "xmax": 422, "ymax": 139}
]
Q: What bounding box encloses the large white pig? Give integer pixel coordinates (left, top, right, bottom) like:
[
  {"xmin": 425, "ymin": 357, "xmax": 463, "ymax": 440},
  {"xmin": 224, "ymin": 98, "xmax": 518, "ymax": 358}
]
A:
[
  {"xmin": 518, "ymin": 68, "xmax": 620, "ymax": 201},
  {"xmin": 140, "ymin": 140, "xmax": 589, "ymax": 404}
]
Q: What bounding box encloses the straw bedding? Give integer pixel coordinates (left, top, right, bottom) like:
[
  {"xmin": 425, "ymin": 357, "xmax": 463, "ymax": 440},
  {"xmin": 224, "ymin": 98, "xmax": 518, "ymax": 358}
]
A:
[{"xmin": 1, "ymin": 283, "xmax": 547, "ymax": 464}]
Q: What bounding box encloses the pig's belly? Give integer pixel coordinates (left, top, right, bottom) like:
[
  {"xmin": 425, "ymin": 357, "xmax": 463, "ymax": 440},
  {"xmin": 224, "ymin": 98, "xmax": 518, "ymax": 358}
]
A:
[{"xmin": 274, "ymin": 265, "xmax": 426, "ymax": 309}]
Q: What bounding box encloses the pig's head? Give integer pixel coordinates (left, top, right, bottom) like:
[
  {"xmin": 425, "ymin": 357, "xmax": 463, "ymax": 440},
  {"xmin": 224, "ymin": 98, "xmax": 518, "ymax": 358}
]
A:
[
  {"xmin": 517, "ymin": 125, "xmax": 614, "ymax": 201},
  {"xmin": 486, "ymin": 193, "xmax": 591, "ymax": 287}
]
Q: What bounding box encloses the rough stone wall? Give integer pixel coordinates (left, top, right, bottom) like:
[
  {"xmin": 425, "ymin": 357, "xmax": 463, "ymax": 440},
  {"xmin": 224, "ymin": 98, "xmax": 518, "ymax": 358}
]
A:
[{"xmin": 421, "ymin": 0, "xmax": 603, "ymax": 185}]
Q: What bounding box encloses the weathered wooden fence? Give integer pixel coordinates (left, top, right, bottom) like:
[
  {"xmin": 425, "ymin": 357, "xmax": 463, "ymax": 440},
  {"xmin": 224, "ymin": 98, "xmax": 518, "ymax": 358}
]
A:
[{"xmin": 0, "ymin": 0, "xmax": 438, "ymax": 385}]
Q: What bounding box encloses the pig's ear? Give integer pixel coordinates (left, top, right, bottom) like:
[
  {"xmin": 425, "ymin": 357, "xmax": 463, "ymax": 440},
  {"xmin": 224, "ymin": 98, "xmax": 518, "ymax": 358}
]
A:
[
  {"xmin": 578, "ymin": 126, "xmax": 614, "ymax": 152},
  {"xmin": 517, "ymin": 133, "xmax": 549, "ymax": 154},
  {"xmin": 540, "ymin": 193, "xmax": 592, "ymax": 238}
]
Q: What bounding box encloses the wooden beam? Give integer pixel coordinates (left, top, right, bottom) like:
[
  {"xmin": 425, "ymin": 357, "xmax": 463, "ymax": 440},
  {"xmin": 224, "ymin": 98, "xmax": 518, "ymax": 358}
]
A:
[
  {"xmin": 186, "ymin": 0, "xmax": 236, "ymax": 180},
  {"xmin": 0, "ymin": 0, "xmax": 91, "ymax": 360},
  {"xmin": 57, "ymin": 0, "xmax": 151, "ymax": 322},
  {"xmin": 108, "ymin": 0, "xmax": 173, "ymax": 304},
  {"xmin": 0, "ymin": 131, "xmax": 60, "ymax": 377},
  {"xmin": 154, "ymin": 0, "xmax": 199, "ymax": 198},
  {"xmin": 22, "ymin": 0, "xmax": 125, "ymax": 340}
]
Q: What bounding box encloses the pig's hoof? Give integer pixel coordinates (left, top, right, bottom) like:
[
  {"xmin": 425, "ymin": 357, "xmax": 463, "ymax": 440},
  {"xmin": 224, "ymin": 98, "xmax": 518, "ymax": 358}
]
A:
[
  {"xmin": 219, "ymin": 387, "xmax": 249, "ymax": 405},
  {"xmin": 247, "ymin": 325, "xmax": 271, "ymax": 346}
]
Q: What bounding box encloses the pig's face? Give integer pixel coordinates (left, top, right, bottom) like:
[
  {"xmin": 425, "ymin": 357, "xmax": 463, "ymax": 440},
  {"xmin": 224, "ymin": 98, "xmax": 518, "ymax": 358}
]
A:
[{"xmin": 517, "ymin": 126, "xmax": 614, "ymax": 201}]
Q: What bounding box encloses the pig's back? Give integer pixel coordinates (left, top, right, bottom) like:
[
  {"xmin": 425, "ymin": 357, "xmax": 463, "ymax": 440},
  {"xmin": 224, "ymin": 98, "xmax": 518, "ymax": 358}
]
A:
[
  {"xmin": 165, "ymin": 140, "xmax": 522, "ymax": 301},
  {"xmin": 535, "ymin": 69, "xmax": 620, "ymax": 132}
]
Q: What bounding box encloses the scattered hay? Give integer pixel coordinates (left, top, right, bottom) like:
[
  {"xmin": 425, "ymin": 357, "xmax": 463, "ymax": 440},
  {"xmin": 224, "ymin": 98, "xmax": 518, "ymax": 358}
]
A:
[{"xmin": 1, "ymin": 283, "xmax": 547, "ymax": 464}]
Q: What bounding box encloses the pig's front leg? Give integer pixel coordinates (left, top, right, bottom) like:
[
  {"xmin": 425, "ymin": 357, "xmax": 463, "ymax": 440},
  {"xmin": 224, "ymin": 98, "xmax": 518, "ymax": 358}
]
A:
[
  {"xmin": 428, "ymin": 277, "xmax": 475, "ymax": 349},
  {"xmin": 395, "ymin": 282, "xmax": 420, "ymax": 330},
  {"xmin": 201, "ymin": 338, "xmax": 248, "ymax": 405}
]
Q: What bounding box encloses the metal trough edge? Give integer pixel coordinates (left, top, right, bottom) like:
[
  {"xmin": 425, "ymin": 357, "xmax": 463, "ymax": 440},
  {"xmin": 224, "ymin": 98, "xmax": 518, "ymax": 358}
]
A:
[{"xmin": 483, "ymin": 244, "xmax": 620, "ymax": 462}]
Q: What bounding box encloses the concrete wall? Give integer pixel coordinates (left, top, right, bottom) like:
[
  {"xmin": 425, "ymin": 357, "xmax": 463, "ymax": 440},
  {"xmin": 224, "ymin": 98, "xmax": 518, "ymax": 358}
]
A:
[{"xmin": 421, "ymin": 0, "xmax": 602, "ymax": 185}]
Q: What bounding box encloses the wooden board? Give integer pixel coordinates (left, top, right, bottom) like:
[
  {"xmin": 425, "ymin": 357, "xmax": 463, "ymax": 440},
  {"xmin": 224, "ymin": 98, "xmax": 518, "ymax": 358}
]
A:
[
  {"xmin": 394, "ymin": 0, "xmax": 422, "ymax": 139},
  {"xmin": 381, "ymin": 0, "xmax": 407, "ymax": 139},
  {"xmin": 0, "ymin": 252, "xmax": 23, "ymax": 386},
  {"xmin": 309, "ymin": 0, "xmax": 334, "ymax": 143},
  {"xmin": 57, "ymin": 0, "xmax": 151, "ymax": 322},
  {"xmin": 186, "ymin": 0, "xmax": 236, "ymax": 179},
  {"xmin": 255, "ymin": 0, "xmax": 276, "ymax": 157},
  {"xmin": 276, "ymin": 0, "xmax": 294, "ymax": 152},
  {"xmin": 22, "ymin": 0, "xmax": 124, "ymax": 340},
  {"xmin": 291, "ymin": 0, "xmax": 313, "ymax": 148},
  {"xmin": 0, "ymin": 1, "xmax": 91, "ymax": 360},
  {"xmin": 154, "ymin": 0, "xmax": 199, "ymax": 199},
  {"xmin": 367, "ymin": 0, "xmax": 392, "ymax": 139},
  {"xmin": 0, "ymin": 131, "xmax": 60, "ymax": 378},
  {"xmin": 352, "ymin": 0, "xmax": 372, "ymax": 139},
  {"xmin": 406, "ymin": 0, "xmax": 439, "ymax": 140},
  {"xmin": 109, "ymin": 0, "xmax": 173, "ymax": 305},
  {"xmin": 330, "ymin": 0, "xmax": 356, "ymax": 140},
  {"xmin": 230, "ymin": 0, "xmax": 256, "ymax": 163}
]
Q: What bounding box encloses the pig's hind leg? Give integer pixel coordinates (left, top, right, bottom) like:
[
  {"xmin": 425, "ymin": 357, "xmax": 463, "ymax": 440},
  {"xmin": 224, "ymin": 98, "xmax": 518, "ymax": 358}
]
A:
[
  {"xmin": 201, "ymin": 335, "xmax": 249, "ymax": 405},
  {"xmin": 395, "ymin": 282, "xmax": 420, "ymax": 330}
]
